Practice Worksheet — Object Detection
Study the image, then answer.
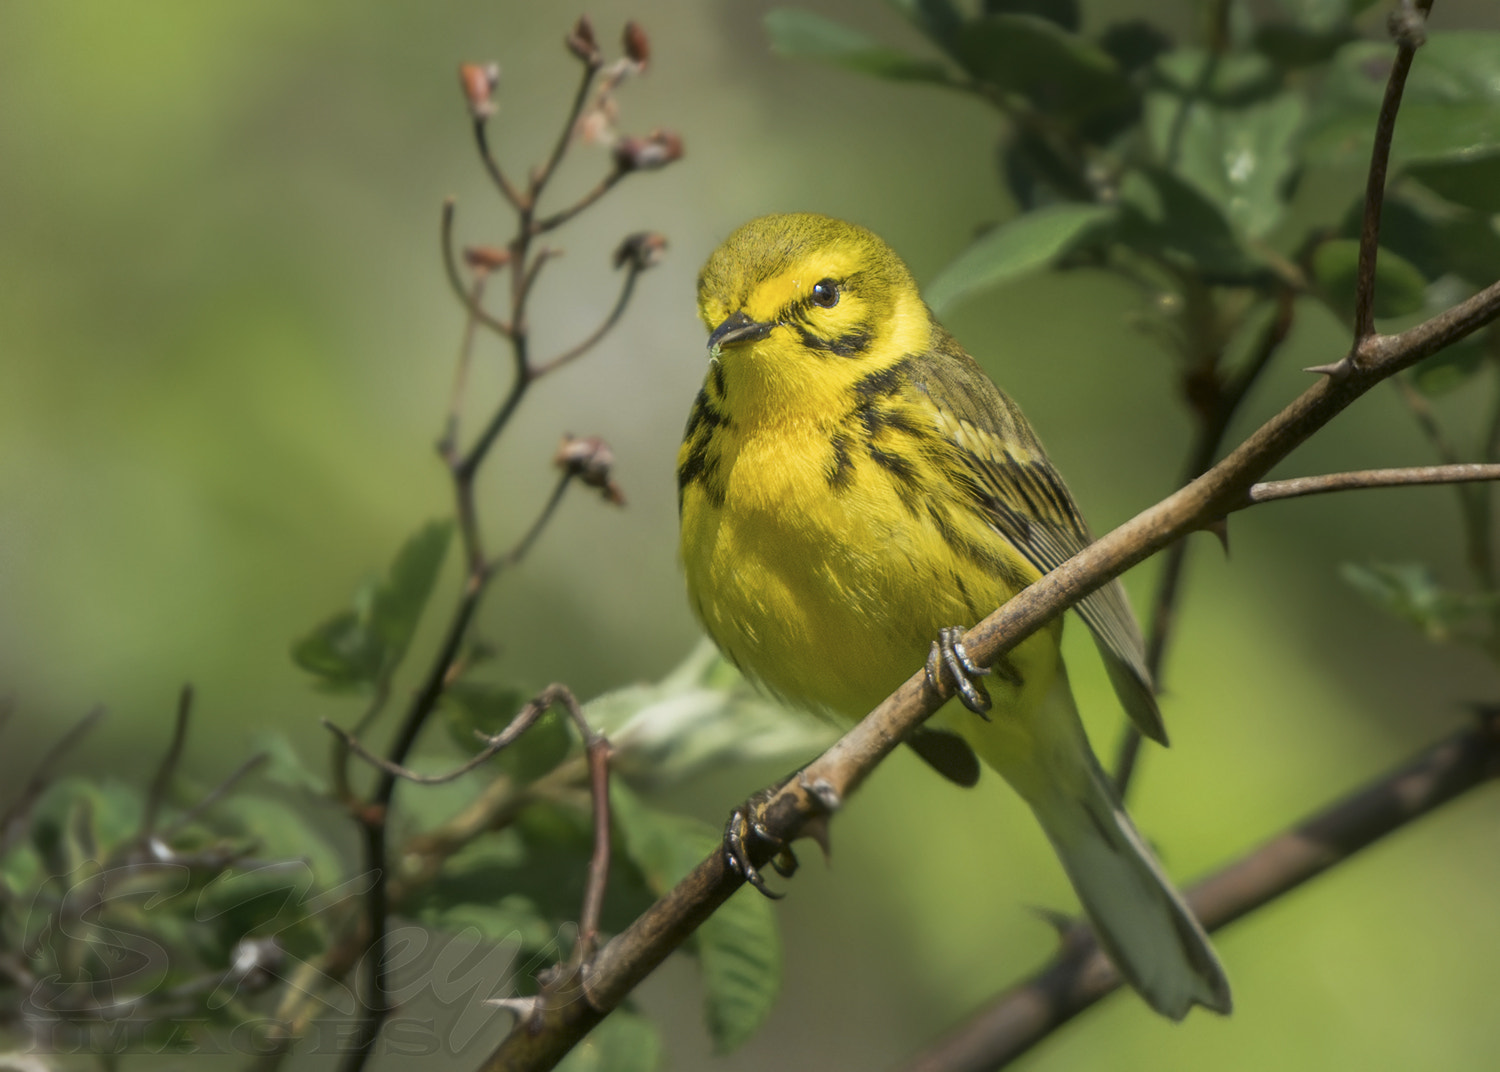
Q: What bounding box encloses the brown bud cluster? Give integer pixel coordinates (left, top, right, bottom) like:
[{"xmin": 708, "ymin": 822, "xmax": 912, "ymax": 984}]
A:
[
  {"xmin": 458, "ymin": 62, "xmax": 501, "ymax": 120},
  {"xmin": 566, "ymin": 15, "xmax": 603, "ymax": 68},
  {"xmin": 555, "ymin": 435, "xmax": 626, "ymax": 505},
  {"xmin": 612, "ymin": 128, "xmax": 683, "ymax": 173},
  {"xmin": 623, "ymin": 21, "xmax": 651, "ymax": 70},
  {"xmin": 612, "ymin": 231, "xmax": 668, "ymax": 272},
  {"xmin": 462, "ymin": 245, "xmax": 512, "ymax": 272}
]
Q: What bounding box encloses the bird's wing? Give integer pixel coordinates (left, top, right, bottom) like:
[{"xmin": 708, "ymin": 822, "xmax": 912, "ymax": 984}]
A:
[{"xmin": 915, "ymin": 338, "xmax": 1168, "ymax": 745}]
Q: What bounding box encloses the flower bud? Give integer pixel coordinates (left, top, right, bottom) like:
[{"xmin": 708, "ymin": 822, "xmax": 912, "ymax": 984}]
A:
[
  {"xmin": 458, "ymin": 62, "xmax": 500, "ymax": 120},
  {"xmin": 555, "ymin": 435, "xmax": 625, "ymax": 505},
  {"xmin": 566, "ymin": 15, "xmax": 603, "ymax": 68},
  {"xmin": 612, "ymin": 128, "xmax": 683, "ymax": 173},
  {"xmin": 613, "ymin": 231, "xmax": 668, "ymax": 272},
  {"xmin": 623, "ymin": 21, "xmax": 651, "ymax": 70},
  {"xmin": 463, "ymin": 245, "xmax": 512, "ymax": 272}
]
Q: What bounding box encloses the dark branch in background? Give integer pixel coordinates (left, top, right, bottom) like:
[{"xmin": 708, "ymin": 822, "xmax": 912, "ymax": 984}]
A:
[
  {"xmin": 902, "ymin": 711, "xmax": 1500, "ymax": 1072},
  {"xmin": 329, "ymin": 20, "xmax": 670, "ymax": 1072},
  {"xmin": 141, "ymin": 685, "xmax": 193, "ymax": 837},
  {"xmin": 0, "ymin": 705, "xmax": 103, "ymax": 857},
  {"xmin": 1116, "ymin": 287, "xmax": 1296, "ymax": 795}
]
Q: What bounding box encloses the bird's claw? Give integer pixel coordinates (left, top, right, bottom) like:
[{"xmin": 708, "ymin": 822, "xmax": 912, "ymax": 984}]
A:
[
  {"xmin": 927, "ymin": 626, "xmax": 994, "ymax": 717},
  {"xmin": 724, "ymin": 790, "xmax": 798, "ymax": 898},
  {"xmin": 723, "ymin": 773, "xmax": 843, "ymax": 898}
]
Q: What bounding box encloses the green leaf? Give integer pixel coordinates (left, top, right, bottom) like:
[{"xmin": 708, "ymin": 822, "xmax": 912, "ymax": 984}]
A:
[
  {"xmin": 290, "ymin": 602, "xmax": 384, "ymax": 691},
  {"xmin": 698, "ymin": 884, "xmax": 782, "ymax": 1053},
  {"xmin": 370, "ymin": 519, "xmax": 453, "ymax": 672},
  {"xmin": 291, "ymin": 520, "xmax": 452, "ymax": 691},
  {"xmin": 1305, "ymin": 35, "xmax": 1500, "ymax": 167},
  {"xmin": 555, "ymin": 1008, "xmax": 662, "ymax": 1072},
  {"xmin": 1144, "ymin": 87, "xmax": 1304, "ymax": 239},
  {"xmin": 611, "ymin": 785, "xmax": 780, "ymax": 1054},
  {"xmin": 417, "ymin": 892, "xmax": 558, "ymax": 953},
  {"xmin": 1408, "ymin": 336, "xmax": 1490, "ymax": 395},
  {"xmin": 250, "ymin": 729, "xmax": 328, "ymax": 794},
  {"xmin": 212, "ymin": 794, "xmax": 345, "ymax": 886},
  {"xmin": 1099, "ymin": 20, "xmax": 1173, "ymax": 75},
  {"xmin": 953, "ymin": 14, "xmax": 1134, "ymax": 126},
  {"xmin": 924, "ymin": 204, "xmax": 1115, "ymax": 314},
  {"xmin": 1408, "ymin": 152, "xmax": 1500, "ymax": 213},
  {"xmin": 1309, "ymin": 238, "xmax": 1428, "ymax": 324},
  {"xmin": 442, "ymin": 681, "xmax": 573, "ymax": 782},
  {"xmin": 1117, "ymin": 166, "xmax": 1264, "ymax": 279},
  {"xmin": 981, "ymin": 0, "xmax": 1078, "ymax": 31},
  {"xmin": 589, "ymin": 640, "xmax": 833, "ymax": 791},
  {"xmin": 883, "ymin": 0, "xmax": 963, "ymax": 48},
  {"xmin": 765, "ymin": 9, "xmax": 957, "ymax": 84},
  {"xmin": 1340, "ymin": 562, "xmax": 1500, "ymax": 643},
  {"xmin": 1153, "ymin": 48, "xmax": 1279, "ymax": 103}
]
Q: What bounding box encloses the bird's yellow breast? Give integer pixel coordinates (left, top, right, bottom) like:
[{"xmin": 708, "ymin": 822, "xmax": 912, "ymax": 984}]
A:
[{"xmin": 679, "ymin": 402, "xmax": 1058, "ymax": 726}]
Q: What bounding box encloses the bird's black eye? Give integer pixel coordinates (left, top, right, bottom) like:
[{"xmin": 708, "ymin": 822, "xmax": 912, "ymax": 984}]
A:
[{"xmin": 810, "ymin": 278, "xmax": 840, "ymax": 309}]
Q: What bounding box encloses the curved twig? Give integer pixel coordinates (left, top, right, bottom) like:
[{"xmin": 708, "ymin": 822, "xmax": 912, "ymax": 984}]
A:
[{"xmin": 531, "ymin": 261, "xmax": 643, "ymax": 378}]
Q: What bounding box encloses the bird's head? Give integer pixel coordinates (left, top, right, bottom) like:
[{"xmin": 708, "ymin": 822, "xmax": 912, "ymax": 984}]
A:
[{"xmin": 695, "ymin": 213, "xmax": 930, "ymax": 420}]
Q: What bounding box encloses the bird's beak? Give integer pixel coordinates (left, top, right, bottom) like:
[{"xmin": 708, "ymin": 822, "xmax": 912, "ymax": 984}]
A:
[{"xmin": 707, "ymin": 310, "xmax": 773, "ymax": 352}]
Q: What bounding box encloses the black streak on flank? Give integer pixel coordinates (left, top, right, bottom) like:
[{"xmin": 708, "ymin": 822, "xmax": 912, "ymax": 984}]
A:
[
  {"xmin": 826, "ymin": 433, "xmax": 855, "ymax": 492},
  {"xmin": 677, "ymin": 444, "xmax": 724, "ymax": 508},
  {"xmin": 858, "ymin": 403, "xmax": 923, "ymax": 440},
  {"xmin": 867, "ymin": 444, "xmax": 918, "ymax": 485}
]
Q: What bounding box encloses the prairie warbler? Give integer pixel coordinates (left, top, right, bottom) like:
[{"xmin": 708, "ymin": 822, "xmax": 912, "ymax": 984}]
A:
[{"xmin": 677, "ymin": 213, "xmax": 1230, "ymax": 1019}]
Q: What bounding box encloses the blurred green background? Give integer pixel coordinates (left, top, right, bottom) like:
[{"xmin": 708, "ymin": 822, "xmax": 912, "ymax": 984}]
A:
[{"xmin": 3, "ymin": 1, "xmax": 1499, "ymax": 1069}]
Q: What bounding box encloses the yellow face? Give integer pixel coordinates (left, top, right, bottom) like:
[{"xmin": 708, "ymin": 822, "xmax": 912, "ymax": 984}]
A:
[{"xmin": 693, "ymin": 213, "xmax": 929, "ymax": 421}]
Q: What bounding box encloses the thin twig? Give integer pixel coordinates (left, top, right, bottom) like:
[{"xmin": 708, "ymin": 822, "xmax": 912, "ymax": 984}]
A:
[
  {"xmin": 474, "ymin": 120, "xmax": 525, "ymax": 211},
  {"xmin": 532, "ymin": 58, "xmax": 602, "ymax": 201},
  {"xmin": 530, "ymin": 262, "xmax": 643, "ymax": 378},
  {"xmin": 326, "ymin": 683, "xmax": 574, "ymax": 786},
  {"xmin": 0, "ymin": 706, "xmax": 104, "ymax": 856},
  {"xmin": 1247, "ymin": 463, "xmax": 1500, "ymax": 504},
  {"xmin": 535, "ymin": 167, "xmax": 627, "ymax": 234},
  {"xmin": 901, "ymin": 710, "xmax": 1500, "ymax": 1072},
  {"xmin": 159, "ymin": 752, "xmax": 269, "ymax": 839},
  {"xmin": 441, "ymin": 271, "xmax": 491, "ymax": 461},
  {"xmin": 1391, "ymin": 374, "xmax": 1463, "ymax": 463},
  {"xmin": 441, "ymin": 200, "xmax": 513, "ymax": 339},
  {"xmin": 497, "ymin": 472, "xmax": 575, "ymax": 570},
  {"xmin": 1351, "ymin": 0, "xmax": 1431, "ymax": 344},
  {"xmin": 142, "ymin": 685, "xmax": 194, "ymax": 836}
]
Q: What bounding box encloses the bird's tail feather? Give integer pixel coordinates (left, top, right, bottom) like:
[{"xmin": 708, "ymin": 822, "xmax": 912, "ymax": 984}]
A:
[{"xmin": 1025, "ymin": 684, "xmax": 1231, "ymax": 1019}]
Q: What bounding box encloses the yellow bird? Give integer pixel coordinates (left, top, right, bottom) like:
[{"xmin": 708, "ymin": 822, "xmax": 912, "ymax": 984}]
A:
[{"xmin": 677, "ymin": 213, "xmax": 1230, "ymax": 1020}]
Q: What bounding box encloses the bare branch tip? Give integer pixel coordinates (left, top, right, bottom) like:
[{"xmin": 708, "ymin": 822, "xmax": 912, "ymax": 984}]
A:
[{"xmin": 1388, "ymin": 0, "xmax": 1430, "ymax": 50}]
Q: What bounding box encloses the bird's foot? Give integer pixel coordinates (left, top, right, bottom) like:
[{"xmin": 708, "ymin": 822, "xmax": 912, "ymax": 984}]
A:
[
  {"xmin": 926, "ymin": 626, "xmax": 994, "ymax": 717},
  {"xmin": 723, "ymin": 773, "xmax": 841, "ymax": 898}
]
